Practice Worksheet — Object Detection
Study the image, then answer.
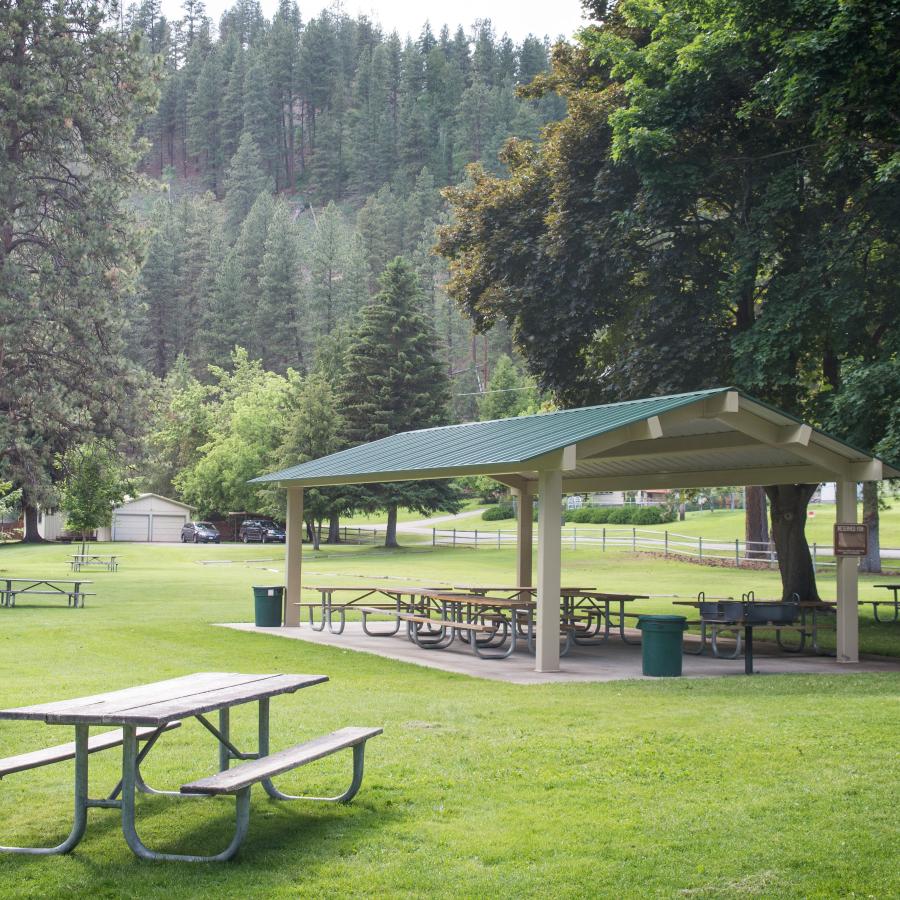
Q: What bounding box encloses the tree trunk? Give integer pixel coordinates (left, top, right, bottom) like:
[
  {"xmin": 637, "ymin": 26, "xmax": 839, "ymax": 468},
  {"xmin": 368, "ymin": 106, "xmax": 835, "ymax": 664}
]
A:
[
  {"xmin": 22, "ymin": 501, "xmax": 44, "ymax": 543},
  {"xmin": 859, "ymin": 481, "xmax": 881, "ymax": 574},
  {"xmin": 306, "ymin": 518, "xmax": 320, "ymax": 550},
  {"xmin": 384, "ymin": 505, "xmax": 399, "ymax": 548},
  {"xmin": 327, "ymin": 513, "xmax": 341, "ymax": 544},
  {"xmin": 744, "ymin": 486, "xmax": 769, "ymax": 559},
  {"xmin": 764, "ymin": 484, "xmax": 820, "ymax": 602}
]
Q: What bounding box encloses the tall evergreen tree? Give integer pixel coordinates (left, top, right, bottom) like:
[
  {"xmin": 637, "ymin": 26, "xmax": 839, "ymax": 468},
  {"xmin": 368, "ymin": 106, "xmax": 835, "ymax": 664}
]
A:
[
  {"xmin": 0, "ymin": 0, "xmax": 154, "ymax": 539},
  {"xmin": 339, "ymin": 258, "xmax": 461, "ymax": 546},
  {"xmin": 223, "ymin": 131, "xmax": 271, "ymax": 233},
  {"xmin": 256, "ymin": 201, "xmax": 303, "ymax": 372}
]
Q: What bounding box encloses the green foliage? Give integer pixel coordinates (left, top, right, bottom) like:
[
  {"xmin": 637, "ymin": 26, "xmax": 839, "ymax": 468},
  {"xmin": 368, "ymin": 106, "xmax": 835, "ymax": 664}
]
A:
[
  {"xmin": 340, "ymin": 258, "xmax": 462, "ymax": 542},
  {"xmin": 454, "ymin": 475, "xmax": 505, "ymax": 504},
  {"xmin": 477, "ymin": 354, "xmax": 540, "ymax": 421},
  {"xmin": 59, "ymin": 442, "xmax": 132, "ymax": 538},
  {"xmin": 175, "ymin": 349, "xmax": 289, "ymax": 516},
  {"xmin": 439, "ymin": 0, "xmax": 900, "ymax": 436},
  {"xmin": 223, "ymin": 131, "xmax": 272, "ymax": 233},
  {"xmin": 565, "ymin": 505, "xmax": 675, "ymax": 526},
  {"xmin": 0, "ymin": 0, "xmax": 155, "ymax": 527},
  {"xmin": 271, "ymin": 371, "xmax": 353, "ymax": 542},
  {"xmin": 481, "ymin": 503, "xmax": 516, "ymax": 521}
]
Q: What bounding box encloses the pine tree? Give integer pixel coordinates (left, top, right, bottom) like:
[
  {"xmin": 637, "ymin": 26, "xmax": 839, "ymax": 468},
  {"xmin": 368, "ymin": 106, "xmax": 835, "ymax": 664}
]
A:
[
  {"xmin": 135, "ymin": 199, "xmax": 179, "ymax": 377},
  {"xmin": 233, "ymin": 190, "xmax": 274, "ymax": 336},
  {"xmin": 219, "ymin": 35, "xmax": 246, "ymax": 162},
  {"xmin": 305, "ymin": 202, "xmax": 350, "ymax": 344},
  {"xmin": 186, "ymin": 48, "xmax": 225, "ymax": 192},
  {"xmin": 0, "ymin": 0, "xmax": 155, "ymax": 538},
  {"xmin": 256, "ymin": 201, "xmax": 304, "ymax": 372},
  {"xmin": 223, "ymin": 131, "xmax": 271, "ymax": 234},
  {"xmin": 242, "ymin": 50, "xmax": 279, "ymax": 178},
  {"xmin": 339, "ymin": 258, "xmax": 461, "ymax": 546}
]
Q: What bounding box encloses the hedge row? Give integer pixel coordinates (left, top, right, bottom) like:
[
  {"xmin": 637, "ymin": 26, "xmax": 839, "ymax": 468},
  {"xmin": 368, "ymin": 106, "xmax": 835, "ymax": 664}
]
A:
[
  {"xmin": 481, "ymin": 504, "xmax": 676, "ymax": 525},
  {"xmin": 565, "ymin": 505, "xmax": 675, "ymax": 525}
]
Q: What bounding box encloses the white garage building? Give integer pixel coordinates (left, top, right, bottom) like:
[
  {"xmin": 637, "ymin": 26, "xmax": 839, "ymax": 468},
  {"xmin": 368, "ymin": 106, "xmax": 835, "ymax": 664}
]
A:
[{"xmin": 100, "ymin": 493, "xmax": 194, "ymax": 542}]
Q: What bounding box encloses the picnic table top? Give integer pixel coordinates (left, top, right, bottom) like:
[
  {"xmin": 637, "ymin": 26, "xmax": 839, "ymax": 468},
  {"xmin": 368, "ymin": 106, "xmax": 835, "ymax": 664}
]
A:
[
  {"xmin": 873, "ymin": 583, "xmax": 900, "ymax": 589},
  {"xmin": 70, "ymin": 553, "xmax": 117, "ymax": 558},
  {"xmin": 0, "ymin": 672, "xmax": 327, "ymax": 727},
  {"xmin": 568, "ymin": 591, "xmax": 651, "ymax": 601},
  {"xmin": 303, "ymin": 584, "xmax": 446, "ymax": 593},
  {"xmin": 2, "ymin": 577, "xmax": 93, "ymax": 585}
]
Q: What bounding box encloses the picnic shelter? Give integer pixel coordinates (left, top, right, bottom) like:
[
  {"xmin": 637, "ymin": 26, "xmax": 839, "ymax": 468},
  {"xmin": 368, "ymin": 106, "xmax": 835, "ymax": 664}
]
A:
[{"xmin": 253, "ymin": 388, "xmax": 899, "ymax": 673}]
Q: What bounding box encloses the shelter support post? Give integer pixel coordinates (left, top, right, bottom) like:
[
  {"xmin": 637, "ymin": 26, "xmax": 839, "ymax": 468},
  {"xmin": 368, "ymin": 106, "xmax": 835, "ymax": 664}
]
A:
[
  {"xmin": 514, "ymin": 483, "xmax": 533, "ymax": 591},
  {"xmin": 536, "ymin": 469, "xmax": 562, "ymax": 673},
  {"xmin": 283, "ymin": 486, "xmax": 303, "ymax": 627},
  {"xmin": 835, "ymin": 480, "xmax": 859, "ymax": 663}
]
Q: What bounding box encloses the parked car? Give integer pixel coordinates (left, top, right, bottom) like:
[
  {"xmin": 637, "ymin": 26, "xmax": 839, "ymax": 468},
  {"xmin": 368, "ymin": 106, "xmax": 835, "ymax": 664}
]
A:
[
  {"xmin": 181, "ymin": 521, "xmax": 221, "ymax": 543},
  {"xmin": 238, "ymin": 519, "xmax": 286, "ymax": 543}
]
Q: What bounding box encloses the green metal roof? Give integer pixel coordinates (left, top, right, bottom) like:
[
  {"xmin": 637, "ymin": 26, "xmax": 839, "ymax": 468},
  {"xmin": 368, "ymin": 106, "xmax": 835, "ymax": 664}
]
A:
[{"xmin": 252, "ymin": 388, "xmax": 730, "ymax": 485}]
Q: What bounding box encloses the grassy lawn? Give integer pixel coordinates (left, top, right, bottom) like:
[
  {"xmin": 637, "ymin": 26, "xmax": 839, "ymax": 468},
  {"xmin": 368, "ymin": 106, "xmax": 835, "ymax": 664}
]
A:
[
  {"xmin": 0, "ymin": 541, "xmax": 897, "ymax": 898},
  {"xmin": 442, "ymin": 501, "xmax": 900, "ymax": 549}
]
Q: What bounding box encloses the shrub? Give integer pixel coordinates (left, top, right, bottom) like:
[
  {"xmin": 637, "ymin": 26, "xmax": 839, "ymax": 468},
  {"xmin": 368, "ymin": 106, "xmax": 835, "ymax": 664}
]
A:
[{"xmin": 482, "ymin": 503, "xmax": 516, "ymax": 521}]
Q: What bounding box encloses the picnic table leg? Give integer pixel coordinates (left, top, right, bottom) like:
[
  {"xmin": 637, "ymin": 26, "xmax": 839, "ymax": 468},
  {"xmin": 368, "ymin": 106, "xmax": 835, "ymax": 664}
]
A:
[
  {"xmin": 744, "ymin": 626, "xmax": 754, "ymax": 675},
  {"xmin": 0, "ymin": 725, "xmax": 89, "ymax": 855},
  {"xmin": 120, "ymin": 725, "xmax": 249, "ymax": 862},
  {"xmin": 873, "ymin": 600, "xmax": 900, "ymax": 624},
  {"xmin": 258, "ymin": 698, "xmax": 367, "ymax": 803},
  {"xmin": 219, "ymin": 709, "xmax": 231, "ymax": 771},
  {"xmin": 618, "ymin": 601, "xmax": 641, "ymax": 644}
]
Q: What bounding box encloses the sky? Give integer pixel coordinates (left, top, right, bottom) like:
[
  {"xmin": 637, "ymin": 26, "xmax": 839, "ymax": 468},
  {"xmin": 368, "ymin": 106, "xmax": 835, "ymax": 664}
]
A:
[{"xmin": 158, "ymin": 0, "xmax": 590, "ymax": 43}]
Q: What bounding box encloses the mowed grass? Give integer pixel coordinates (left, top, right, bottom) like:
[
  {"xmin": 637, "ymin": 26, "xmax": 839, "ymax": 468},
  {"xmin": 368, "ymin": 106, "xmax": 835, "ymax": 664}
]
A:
[
  {"xmin": 0, "ymin": 541, "xmax": 897, "ymax": 899},
  {"xmin": 443, "ymin": 502, "xmax": 900, "ymax": 548}
]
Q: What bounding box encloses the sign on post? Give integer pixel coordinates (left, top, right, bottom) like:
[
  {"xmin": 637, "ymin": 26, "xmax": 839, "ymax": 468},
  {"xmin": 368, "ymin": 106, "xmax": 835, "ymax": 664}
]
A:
[{"xmin": 834, "ymin": 524, "xmax": 867, "ymax": 557}]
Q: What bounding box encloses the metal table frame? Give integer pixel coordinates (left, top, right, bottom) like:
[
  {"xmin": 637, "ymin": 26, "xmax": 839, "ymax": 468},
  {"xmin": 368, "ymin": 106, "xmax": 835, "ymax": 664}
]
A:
[
  {"xmin": 1, "ymin": 578, "xmax": 92, "ymax": 608},
  {"xmin": 0, "ymin": 673, "xmax": 329, "ymax": 862}
]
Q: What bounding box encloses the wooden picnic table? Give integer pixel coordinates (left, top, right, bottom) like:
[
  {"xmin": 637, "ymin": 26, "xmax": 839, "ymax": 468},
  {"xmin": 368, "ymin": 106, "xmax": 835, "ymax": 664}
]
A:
[
  {"xmin": 301, "ymin": 584, "xmax": 448, "ymax": 635},
  {"xmin": 70, "ymin": 553, "xmax": 118, "ymax": 572},
  {"xmin": 559, "ymin": 590, "xmax": 650, "ymax": 646},
  {"xmin": 0, "ymin": 672, "xmax": 380, "ymax": 862},
  {"xmin": 1, "ymin": 578, "xmax": 94, "ymax": 608},
  {"xmin": 870, "ymin": 584, "xmax": 900, "ymax": 622}
]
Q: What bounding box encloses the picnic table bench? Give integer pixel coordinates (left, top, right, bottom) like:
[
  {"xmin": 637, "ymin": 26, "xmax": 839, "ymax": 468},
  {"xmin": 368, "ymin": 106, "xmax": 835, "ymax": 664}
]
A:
[
  {"xmin": 0, "ymin": 672, "xmax": 382, "ymax": 862},
  {"xmin": 1, "ymin": 578, "xmax": 94, "ymax": 608},
  {"xmin": 70, "ymin": 554, "xmax": 118, "ymax": 572},
  {"xmin": 869, "ymin": 585, "xmax": 900, "ymax": 622}
]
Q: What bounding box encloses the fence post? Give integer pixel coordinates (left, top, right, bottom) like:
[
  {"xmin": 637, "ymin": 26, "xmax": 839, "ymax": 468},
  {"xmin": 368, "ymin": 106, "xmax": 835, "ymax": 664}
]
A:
[
  {"xmin": 699, "ymin": 536, "xmax": 703, "ymax": 561},
  {"xmin": 632, "ymin": 527, "xmax": 636, "ymax": 552},
  {"xmin": 735, "ymin": 538, "xmax": 739, "ymax": 567},
  {"xmin": 498, "ymin": 529, "xmax": 501, "ymax": 549},
  {"xmin": 665, "ymin": 530, "xmax": 668, "ymax": 557},
  {"xmin": 812, "ymin": 542, "xmax": 817, "ymax": 574},
  {"xmin": 474, "ymin": 529, "xmax": 478, "ymax": 549},
  {"xmin": 453, "ymin": 528, "xmax": 457, "ymax": 548},
  {"xmin": 573, "ymin": 527, "xmax": 577, "ymax": 551},
  {"xmin": 602, "ymin": 527, "xmax": 606, "ymax": 552},
  {"xmin": 432, "ymin": 528, "xmax": 436, "ymax": 547}
]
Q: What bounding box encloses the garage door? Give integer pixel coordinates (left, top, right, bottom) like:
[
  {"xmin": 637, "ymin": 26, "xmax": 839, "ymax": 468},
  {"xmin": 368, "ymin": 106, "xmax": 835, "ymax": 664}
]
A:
[
  {"xmin": 151, "ymin": 514, "xmax": 187, "ymax": 542},
  {"xmin": 113, "ymin": 514, "xmax": 150, "ymax": 542}
]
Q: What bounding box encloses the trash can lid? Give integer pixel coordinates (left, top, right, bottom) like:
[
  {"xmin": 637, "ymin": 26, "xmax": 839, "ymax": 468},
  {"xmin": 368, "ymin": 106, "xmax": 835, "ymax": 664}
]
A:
[{"xmin": 637, "ymin": 614, "xmax": 687, "ymax": 622}]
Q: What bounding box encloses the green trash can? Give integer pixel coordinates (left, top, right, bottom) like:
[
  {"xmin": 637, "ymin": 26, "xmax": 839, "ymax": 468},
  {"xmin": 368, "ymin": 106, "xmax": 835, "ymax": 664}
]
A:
[
  {"xmin": 253, "ymin": 585, "xmax": 284, "ymax": 627},
  {"xmin": 637, "ymin": 615, "xmax": 688, "ymax": 677}
]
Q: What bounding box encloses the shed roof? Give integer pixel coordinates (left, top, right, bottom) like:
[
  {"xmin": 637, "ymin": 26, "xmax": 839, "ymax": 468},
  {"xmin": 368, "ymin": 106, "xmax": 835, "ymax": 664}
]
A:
[{"xmin": 253, "ymin": 388, "xmax": 899, "ymax": 491}]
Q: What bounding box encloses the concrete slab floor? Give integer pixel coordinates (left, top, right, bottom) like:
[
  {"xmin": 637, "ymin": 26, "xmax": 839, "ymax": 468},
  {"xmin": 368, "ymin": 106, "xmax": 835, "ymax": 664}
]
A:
[{"xmin": 217, "ymin": 622, "xmax": 900, "ymax": 685}]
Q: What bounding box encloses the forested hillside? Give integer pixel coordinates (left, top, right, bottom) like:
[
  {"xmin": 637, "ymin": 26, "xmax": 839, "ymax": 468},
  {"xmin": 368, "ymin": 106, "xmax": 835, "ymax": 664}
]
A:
[{"xmin": 124, "ymin": 0, "xmax": 564, "ymax": 413}]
